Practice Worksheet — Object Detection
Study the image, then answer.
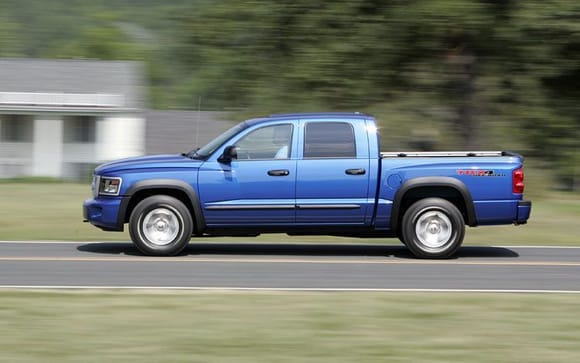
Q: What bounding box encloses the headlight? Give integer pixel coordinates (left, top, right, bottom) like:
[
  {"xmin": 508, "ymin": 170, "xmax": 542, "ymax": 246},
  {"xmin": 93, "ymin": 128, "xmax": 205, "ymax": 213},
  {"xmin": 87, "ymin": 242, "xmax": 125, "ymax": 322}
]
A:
[{"xmin": 98, "ymin": 176, "xmax": 122, "ymax": 196}]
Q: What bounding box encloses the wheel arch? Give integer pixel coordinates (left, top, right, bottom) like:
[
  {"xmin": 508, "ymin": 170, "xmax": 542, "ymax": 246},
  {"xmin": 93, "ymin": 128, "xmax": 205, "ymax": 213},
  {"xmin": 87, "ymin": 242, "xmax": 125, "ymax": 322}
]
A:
[
  {"xmin": 119, "ymin": 179, "xmax": 205, "ymax": 234},
  {"xmin": 391, "ymin": 177, "xmax": 477, "ymax": 233}
]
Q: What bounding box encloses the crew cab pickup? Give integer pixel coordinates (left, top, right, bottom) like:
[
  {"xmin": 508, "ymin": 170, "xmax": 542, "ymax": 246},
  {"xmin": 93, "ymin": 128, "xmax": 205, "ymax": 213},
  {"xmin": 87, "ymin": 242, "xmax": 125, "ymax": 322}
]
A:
[{"xmin": 83, "ymin": 112, "xmax": 531, "ymax": 258}]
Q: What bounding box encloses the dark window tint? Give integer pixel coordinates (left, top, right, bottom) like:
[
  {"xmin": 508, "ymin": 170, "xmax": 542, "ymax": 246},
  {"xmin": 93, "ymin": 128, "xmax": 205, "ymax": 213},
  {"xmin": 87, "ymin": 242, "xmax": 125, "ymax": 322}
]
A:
[
  {"xmin": 304, "ymin": 122, "xmax": 356, "ymax": 158},
  {"xmin": 64, "ymin": 116, "xmax": 96, "ymax": 143},
  {"xmin": 0, "ymin": 115, "xmax": 33, "ymax": 142}
]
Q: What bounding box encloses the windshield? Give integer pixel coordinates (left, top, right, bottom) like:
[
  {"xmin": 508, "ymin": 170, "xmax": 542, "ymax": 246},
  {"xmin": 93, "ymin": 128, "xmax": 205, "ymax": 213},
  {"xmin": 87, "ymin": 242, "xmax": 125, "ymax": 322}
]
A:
[{"xmin": 195, "ymin": 122, "xmax": 247, "ymax": 158}]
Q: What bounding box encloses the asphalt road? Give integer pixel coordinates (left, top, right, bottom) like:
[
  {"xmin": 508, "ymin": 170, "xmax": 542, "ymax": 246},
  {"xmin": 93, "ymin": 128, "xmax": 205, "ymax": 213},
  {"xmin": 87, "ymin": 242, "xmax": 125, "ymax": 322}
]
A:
[{"xmin": 1, "ymin": 241, "xmax": 580, "ymax": 292}]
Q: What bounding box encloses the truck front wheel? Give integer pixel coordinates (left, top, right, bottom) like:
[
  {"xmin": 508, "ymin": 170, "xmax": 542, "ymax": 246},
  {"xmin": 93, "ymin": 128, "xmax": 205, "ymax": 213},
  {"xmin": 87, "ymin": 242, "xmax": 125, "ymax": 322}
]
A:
[
  {"xmin": 129, "ymin": 195, "xmax": 193, "ymax": 256},
  {"xmin": 401, "ymin": 198, "xmax": 465, "ymax": 259}
]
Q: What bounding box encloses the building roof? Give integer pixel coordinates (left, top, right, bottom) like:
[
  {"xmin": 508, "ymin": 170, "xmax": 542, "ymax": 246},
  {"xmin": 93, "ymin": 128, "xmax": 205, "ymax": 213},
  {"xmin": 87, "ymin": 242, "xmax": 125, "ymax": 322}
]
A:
[{"xmin": 0, "ymin": 58, "xmax": 145, "ymax": 112}]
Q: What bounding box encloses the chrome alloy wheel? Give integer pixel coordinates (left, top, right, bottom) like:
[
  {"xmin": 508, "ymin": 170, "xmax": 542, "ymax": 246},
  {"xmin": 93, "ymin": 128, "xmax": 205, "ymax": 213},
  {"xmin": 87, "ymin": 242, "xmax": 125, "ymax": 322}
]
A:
[
  {"xmin": 141, "ymin": 207, "xmax": 181, "ymax": 246},
  {"xmin": 414, "ymin": 210, "xmax": 453, "ymax": 249}
]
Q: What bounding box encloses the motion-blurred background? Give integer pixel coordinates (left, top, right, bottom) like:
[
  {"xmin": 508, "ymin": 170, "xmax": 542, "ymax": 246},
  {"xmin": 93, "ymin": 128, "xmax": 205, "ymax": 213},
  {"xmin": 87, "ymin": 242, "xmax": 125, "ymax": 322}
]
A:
[
  {"xmin": 0, "ymin": 3, "xmax": 579, "ymax": 361},
  {"xmin": 0, "ymin": 0, "xmax": 578, "ymax": 190},
  {"xmin": 0, "ymin": 0, "xmax": 578, "ymax": 245}
]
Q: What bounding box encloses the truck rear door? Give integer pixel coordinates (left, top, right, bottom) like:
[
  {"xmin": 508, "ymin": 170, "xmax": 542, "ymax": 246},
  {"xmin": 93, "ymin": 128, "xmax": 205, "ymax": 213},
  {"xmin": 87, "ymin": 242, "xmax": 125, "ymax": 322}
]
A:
[{"xmin": 295, "ymin": 119, "xmax": 372, "ymax": 225}]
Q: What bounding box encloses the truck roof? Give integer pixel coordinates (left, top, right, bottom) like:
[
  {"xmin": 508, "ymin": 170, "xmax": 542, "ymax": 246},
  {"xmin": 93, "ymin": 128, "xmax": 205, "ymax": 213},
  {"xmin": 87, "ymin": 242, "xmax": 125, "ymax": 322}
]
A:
[{"xmin": 245, "ymin": 112, "xmax": 374, "ymax": 126}]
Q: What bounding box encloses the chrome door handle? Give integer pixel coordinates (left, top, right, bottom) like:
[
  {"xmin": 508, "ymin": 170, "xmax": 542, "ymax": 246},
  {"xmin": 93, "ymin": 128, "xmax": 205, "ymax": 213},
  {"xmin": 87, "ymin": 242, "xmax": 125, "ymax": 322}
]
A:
[
  {"xmin": 345, "ymin": 168, "xmax": 366, "ymax": 175},
  {"xmin": 268, "ymin": 169, "xmax": 290, "ymax": 176}
]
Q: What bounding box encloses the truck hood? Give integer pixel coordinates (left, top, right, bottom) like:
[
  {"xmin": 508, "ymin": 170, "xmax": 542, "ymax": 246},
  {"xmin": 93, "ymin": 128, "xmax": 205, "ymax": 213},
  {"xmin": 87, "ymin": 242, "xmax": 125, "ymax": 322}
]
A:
[{"xmin": 95, "ymin": 154, "xmax": 202, "ymax": 174}]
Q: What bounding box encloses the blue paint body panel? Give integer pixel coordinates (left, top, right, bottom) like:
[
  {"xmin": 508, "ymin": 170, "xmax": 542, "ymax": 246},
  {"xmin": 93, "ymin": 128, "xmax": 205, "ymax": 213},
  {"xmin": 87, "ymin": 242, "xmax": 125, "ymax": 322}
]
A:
[
  {"xmin": 83, "ymin": 196, "xmax": 125, "ymax": 230},
  {"xmin": 83, "ymin": 112, "xmax": 531, "ymax": 236}
]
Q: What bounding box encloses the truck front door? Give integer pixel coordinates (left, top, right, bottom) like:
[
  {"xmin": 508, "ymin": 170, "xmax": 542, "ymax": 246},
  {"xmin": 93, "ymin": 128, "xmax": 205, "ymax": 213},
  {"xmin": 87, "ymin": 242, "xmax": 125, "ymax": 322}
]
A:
[{"xmin": 198, "ymin": 123, "xmax": 297, "ymax": 226}]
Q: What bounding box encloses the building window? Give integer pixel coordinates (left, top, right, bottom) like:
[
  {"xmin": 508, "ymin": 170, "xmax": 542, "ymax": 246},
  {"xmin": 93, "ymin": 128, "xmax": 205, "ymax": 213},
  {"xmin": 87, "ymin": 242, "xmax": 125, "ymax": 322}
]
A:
[
  {"xmin": 64, "ymin": 116, "xmax": 97, "ymax": 143},
  {"xmin": 303, "ymin": 122, "xmax": 356, "ymax": 158},
  {"xmin": 0, "ymin": 115, "xmax": 33, "ymax": 142}
]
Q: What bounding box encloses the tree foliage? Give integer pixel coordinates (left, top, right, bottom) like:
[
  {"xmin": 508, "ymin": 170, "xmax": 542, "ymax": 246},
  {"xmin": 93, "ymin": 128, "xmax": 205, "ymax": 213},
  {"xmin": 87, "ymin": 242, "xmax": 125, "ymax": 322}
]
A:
[{"xmin": 1, "ymin": 0, "xmax": 578, "ymax": 188}]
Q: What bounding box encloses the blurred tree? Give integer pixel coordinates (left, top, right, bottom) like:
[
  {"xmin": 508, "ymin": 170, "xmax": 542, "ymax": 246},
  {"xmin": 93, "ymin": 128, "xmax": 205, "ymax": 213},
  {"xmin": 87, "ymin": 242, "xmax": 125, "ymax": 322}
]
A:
[
  {"xmin": 0, "ymin": 6, "xmax": 22, "ymax": 57},
  {"xmin": 50, "ymin": 11, "xmax": 144, "ymax": 60},
  {"xmin": 0, "ymin": 0, "xmax": 191, "ymax": 108},
  {"xmin": 170, "ymin": 0, "xmax": 578, "ymax": 188},
  {"xmin": 509, "ymin": 1, "xmax": 580, "ymax": 189},
  {"xmin": 52, "ymin": 24, "xmax": 143, "ymax": 60},
  {"xmin": 175, "ymin": 0, "xmax": 511, "ymax": 147},
  {"xmin": 0, "ymin": 0, "xmax": 578, "ymax": 188}
]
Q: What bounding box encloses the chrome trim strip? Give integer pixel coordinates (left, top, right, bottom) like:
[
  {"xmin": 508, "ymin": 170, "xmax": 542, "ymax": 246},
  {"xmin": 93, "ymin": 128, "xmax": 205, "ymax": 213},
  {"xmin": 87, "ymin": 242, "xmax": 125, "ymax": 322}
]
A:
[
  {"xmin": 205, "ymin": 204, "xmax": 361, "ymax": 211},
  {"xmin": 296, "ymin": 204, "xmax": 360, "ymax": 210},
  {"xmin": 205, "ymin": 205, "xmax": 296, "ymax": 211},
  {"xmin": 92, "ymin": 175, "xmax": 101, "ymax": 198},
  {"xmin": 381, "ymin": 151, "xmax": 503, "ymax": 158}
]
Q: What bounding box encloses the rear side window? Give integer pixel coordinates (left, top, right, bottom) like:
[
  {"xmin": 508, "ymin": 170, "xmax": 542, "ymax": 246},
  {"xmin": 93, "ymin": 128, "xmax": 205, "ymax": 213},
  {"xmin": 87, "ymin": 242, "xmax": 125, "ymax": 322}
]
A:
[{"xmin": 303, "ymin": 122, "xmax": 356, "ymax": 158}]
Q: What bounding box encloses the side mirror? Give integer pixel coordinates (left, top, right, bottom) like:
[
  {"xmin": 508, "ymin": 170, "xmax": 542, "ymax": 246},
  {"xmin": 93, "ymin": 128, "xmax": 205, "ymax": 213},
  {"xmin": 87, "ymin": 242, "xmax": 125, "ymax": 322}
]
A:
[{"xmin": 218, "ymin": 145, "xmax": 237, "ymax": 163}]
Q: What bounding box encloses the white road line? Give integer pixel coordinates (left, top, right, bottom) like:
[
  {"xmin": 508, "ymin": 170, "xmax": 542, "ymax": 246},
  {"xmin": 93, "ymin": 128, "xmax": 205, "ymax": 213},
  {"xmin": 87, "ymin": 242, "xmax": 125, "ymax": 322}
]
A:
[
  {"xmin": 0, "ymin": 286, "xmax": 579, "ymax": 294},
  {"xmin": 1, "ymin": 256, "xmax": 580, "ymax": 266}
]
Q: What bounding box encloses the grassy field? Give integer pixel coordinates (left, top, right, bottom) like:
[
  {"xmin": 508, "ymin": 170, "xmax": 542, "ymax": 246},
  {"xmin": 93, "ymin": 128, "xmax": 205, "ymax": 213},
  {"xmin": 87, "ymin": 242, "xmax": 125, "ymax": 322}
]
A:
[
  {"xmin": 0, "ymin": 178, "xmax": 579, "ymax": 363},
  {"xmin": 0, "ymin": 290, "xmax": 579, "ymax": 362},
  {"xmin": 0, "ymin": 180, "xmax": 578, "ymax": 245}
]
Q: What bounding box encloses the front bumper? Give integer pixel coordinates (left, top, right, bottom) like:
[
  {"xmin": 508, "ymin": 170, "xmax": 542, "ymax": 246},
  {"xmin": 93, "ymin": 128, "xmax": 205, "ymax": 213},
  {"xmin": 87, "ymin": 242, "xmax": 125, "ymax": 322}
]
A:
[
  {"xmin": 83, "ymin": 197, "xmax": 128, "ymax": 231},
  {"xmin": 515, "ymin": 200, "xmax": 532, "ymax": 225}
]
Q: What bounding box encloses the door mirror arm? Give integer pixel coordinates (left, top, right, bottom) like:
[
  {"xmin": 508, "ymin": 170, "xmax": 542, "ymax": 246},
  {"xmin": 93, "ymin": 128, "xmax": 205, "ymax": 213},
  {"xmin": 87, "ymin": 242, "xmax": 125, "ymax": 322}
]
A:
[{"xmin": 218, "ymin": 145, "xmax": 237, "ymax": 163}]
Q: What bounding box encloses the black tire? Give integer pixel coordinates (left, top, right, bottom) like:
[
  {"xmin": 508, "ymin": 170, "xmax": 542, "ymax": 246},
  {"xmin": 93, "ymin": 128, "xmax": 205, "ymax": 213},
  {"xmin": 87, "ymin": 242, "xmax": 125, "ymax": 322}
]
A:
[
  {"xmin": 397, "ymin": 230, "xmax": 406, "ymax": 246},
  {"xmin": 401, "ymin": 198, "xmax": 465, "ymax": 259},
  {"xmin": 129, "ymin": 195, "xmax": 193, "ymax": 256}
]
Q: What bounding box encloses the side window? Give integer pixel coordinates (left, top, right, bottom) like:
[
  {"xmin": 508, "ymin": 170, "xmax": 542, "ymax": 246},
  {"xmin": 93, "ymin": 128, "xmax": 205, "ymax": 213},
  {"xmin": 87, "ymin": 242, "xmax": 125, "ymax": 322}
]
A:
[
  {"xmin": 235, "ymin": 124, "xmax": 293, "ymax": 160},
  {"xmin": 64, "ymin": 116, "xmax": 97, "ymax": 143},
  {"xmin": 0, "ymin": 115, "xmax": 33, "ymax": 142},
  {"xmin": 304, "ymin": 122, "xmax": 356, "ymax": 158}
]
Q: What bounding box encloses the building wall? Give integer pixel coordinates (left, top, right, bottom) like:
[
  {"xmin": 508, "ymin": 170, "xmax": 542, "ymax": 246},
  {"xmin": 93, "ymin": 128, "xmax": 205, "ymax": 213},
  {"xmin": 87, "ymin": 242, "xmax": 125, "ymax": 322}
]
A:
[
  {"xmin": 0, "ymin": 142, "xmax": 33, "ymax": 177},
  {"xmin": 0, "ymin": 114, "xmax": 34, "ymax": 177},
  {"xmin": 1, "ymin": 110, "xmax": 229, "ymax": 180},
  {"xmin": 0, "ymin": 59, "xmax": 147, "ymax": 180},
  {"xmin": 32, "ymin": 115, "xmax": 63, "ymax": 177},
  {"xmin": 61, "ymin": 115, "xmax": 98, "ymax": 180},
  {"xmin": 96, "ymin": 114, "xmax": 145, "ymax": 162},
  {"xmin": 0, "ymin": 112, "xmax": 146, "ymax": 180}
]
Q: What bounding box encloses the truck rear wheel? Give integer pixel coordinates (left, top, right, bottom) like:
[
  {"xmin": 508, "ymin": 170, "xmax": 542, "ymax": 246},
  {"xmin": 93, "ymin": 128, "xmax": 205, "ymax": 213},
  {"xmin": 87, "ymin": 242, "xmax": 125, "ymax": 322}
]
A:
[
  {"xmin": 401, "ymin": 198, "xmax": 465, "ymax": 259},
  {"xmin": 129, "ymin": 195, "xmax": 193, "ymax": 256}
]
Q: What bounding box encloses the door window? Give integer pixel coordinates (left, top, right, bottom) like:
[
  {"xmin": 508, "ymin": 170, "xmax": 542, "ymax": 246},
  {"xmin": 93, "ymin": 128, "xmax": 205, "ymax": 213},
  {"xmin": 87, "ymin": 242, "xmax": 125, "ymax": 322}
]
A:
[
  {"xmin": 303, "ymin": 122, "xmax": 356, "ymax": 158},
  {"xmin": 235, "ymin": 124, "xmax": 293, "ymax": 160}
]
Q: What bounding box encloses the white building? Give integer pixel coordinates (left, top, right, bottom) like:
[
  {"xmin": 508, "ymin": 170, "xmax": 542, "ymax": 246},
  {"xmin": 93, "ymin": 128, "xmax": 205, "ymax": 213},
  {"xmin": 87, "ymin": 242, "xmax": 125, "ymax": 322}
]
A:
[{"xmin": 0, "ymin": 59, "xmax": 146, "ymax": 180}]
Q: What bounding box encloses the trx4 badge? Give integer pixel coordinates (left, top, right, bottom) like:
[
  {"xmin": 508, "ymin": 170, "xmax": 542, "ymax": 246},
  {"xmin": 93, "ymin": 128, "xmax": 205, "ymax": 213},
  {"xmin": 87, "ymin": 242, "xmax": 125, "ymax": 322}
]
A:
[{"xmin": 457, "ymin": 169, "xmax": 506, "ymax": 177}]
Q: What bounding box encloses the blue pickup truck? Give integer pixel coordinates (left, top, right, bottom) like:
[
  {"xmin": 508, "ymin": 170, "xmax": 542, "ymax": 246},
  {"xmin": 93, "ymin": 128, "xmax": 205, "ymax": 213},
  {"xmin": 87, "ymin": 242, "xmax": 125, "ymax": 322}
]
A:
[{"xmin": 84, "ymin": 112, "xmax": 531, "ymax": 258}]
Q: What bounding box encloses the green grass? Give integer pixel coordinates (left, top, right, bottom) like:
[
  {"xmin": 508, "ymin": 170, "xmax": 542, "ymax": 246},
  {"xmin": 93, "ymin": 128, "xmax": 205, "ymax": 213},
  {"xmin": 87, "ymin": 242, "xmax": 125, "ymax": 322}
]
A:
[
  {"xmin": 0, "ymin": 182, "xmax": 125, "ymax": 241},
  {"xmin": 0, "ymin": 290, "xmax": 579, "ymax": 362},
  {"xmin": 0, "ymin": 180, "xmax": 578, "ymax": 245},
  {"xmin": 466, "ymin": 193, "xmax": 580, "ymax": 246},
  {"xmin": 0, "ymin": 178, "xmax": 578, "ymax": 362}
]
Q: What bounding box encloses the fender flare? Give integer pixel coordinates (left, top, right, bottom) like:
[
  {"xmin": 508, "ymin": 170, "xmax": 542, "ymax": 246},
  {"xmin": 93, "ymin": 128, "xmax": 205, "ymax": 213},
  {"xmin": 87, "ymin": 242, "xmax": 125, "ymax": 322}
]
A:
[
  {"xmin": 390, "ymin": 176, "xmax": 477, "ymax": 232},
  {"xmin": 119, "ymin": 179, "xmax": 205, "ymax": 233}
]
